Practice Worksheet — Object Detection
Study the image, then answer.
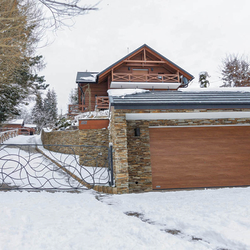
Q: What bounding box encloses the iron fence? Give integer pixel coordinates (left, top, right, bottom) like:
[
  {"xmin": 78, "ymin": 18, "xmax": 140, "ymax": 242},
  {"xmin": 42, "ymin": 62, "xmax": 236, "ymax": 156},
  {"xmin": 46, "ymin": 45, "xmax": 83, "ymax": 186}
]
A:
[{"xmin": 0, "ymin": 144, "xmax": 113, "ymax": 191}]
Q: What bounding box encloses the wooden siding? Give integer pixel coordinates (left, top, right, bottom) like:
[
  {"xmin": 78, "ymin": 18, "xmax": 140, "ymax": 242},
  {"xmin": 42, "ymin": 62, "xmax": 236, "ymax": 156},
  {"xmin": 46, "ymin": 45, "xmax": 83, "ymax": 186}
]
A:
[
  {"xmin": 79, "ymin": 82, "xmax": 108, "ymax": 111},
  {"xmin": 79, "ymin": 119, "xmax": 109, "ymax": 130},
  {"xmin": 149, "ymin": 126, "xmax": 250, "ymax": 190}
]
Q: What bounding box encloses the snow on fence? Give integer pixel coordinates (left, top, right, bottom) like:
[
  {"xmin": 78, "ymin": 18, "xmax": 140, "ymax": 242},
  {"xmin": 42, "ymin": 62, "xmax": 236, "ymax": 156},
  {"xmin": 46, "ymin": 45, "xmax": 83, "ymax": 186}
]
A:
[{"xmin": 0, "ymin": 129, "xmax": 18, "ymax": 144}]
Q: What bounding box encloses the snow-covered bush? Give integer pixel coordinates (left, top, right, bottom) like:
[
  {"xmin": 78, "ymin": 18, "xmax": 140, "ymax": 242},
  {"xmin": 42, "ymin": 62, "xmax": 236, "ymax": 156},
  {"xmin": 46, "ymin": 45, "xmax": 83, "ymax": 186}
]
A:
[{"xmin": 199, "ymin": 71, "xmax": 210, "ymax": 88}]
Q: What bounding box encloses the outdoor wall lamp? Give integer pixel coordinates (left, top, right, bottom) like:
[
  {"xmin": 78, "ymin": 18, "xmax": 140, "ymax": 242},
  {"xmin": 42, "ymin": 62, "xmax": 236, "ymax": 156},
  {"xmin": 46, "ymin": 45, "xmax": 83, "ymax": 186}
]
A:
[{"xmin": 135, "ymin": 127, "xmax": 140, "ymax": 137}]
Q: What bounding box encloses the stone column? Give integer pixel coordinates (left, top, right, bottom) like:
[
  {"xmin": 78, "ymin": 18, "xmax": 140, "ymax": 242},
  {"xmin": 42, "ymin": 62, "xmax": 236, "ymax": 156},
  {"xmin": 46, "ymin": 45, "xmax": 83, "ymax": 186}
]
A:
[{"xmin": 110, "ymin": 109, "xmax": 129, "ymax": 194}]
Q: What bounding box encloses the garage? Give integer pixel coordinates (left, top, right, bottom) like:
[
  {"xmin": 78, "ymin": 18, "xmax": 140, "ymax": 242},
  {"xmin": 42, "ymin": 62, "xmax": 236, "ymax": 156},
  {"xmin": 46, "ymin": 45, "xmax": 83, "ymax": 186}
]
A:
[{"xmin": 150, "ymin": 126, "xmax": 250, "ymax": 190}]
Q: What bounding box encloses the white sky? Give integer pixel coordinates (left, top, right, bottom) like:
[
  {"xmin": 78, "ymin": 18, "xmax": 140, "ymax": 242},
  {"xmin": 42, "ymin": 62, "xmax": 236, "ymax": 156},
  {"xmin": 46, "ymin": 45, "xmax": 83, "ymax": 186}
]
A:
[{"xmin": 38, "ymin": 0, "xmax": 250, "ymax": 114}]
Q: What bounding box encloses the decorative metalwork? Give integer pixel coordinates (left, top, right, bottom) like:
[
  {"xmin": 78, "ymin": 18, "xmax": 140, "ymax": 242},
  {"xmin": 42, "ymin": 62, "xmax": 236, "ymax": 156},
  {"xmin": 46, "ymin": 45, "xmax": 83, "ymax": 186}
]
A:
[{"xmin": 0, "ymin": 144, "xmax": 112, "ymax": 191}]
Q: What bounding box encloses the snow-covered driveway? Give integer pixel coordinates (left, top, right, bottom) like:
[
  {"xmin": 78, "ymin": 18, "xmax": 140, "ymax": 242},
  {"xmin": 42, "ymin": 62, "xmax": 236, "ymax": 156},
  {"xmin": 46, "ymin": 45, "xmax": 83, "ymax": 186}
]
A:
[{"xmin": 0, "ymin": 188, "xmax": 250, "ymax": 250}]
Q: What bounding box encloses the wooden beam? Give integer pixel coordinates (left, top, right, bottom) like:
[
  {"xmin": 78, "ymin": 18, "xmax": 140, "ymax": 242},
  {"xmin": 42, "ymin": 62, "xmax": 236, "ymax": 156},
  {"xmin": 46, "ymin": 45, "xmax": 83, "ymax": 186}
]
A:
[
  {"xmin": 143, "ymin": 48, "xmax": 146, "ymax": 61},
  {"xmin": 124, "ymin": 60, "xmax": 165, "ymax": 63},
  {"xmin": 125, "ymin": 63, "xmax": 163, "ymax": 67}
]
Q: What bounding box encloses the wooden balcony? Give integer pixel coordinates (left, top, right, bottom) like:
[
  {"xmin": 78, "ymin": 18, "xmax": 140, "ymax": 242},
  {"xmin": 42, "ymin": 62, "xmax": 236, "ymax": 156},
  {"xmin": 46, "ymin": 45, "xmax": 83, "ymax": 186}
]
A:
[
  {"xmin": 95, "ymin": 96, "xmax": 109, "ymax": 109},
  {"xmin": 112, "ymin": 73, "xmax": 179, "ymax": 83},
  {"xmin": 68, "ymin": 96, "xmax": 109, "ymax": 115}
]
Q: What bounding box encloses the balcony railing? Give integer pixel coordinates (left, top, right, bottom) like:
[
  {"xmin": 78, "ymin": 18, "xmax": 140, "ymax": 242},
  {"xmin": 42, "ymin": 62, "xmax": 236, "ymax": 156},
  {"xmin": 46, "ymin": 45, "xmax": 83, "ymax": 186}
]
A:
[
  {"xmin": 112, "ymin": 73, "xmax": 179, "ymax": 83},
  {"xmin": 68, "ymin": 104, "xmax": 87, "ymax": 115},
  {"xmin": 68, "ymin": 96, "xmax": 109, "ymax": 115},
  {"xmin": 95, "ymin": 96, "xmax": 109, "ymax": 109}
]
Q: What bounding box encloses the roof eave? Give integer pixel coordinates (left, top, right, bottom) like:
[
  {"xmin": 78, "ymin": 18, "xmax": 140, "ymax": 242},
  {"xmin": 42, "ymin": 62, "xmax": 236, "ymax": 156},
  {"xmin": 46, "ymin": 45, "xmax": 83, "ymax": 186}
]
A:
[{"xmin": 111, "ymin": 102, "xmax": 250, "ymax": 110}]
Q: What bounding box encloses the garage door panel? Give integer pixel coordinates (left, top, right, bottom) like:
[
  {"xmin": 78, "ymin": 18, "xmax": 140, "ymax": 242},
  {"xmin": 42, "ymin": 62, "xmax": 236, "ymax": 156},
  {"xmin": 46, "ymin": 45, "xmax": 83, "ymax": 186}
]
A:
[
  {"xmin": 150, "ymin": 126, "xmax": 250, "ymax": 140},
  {"xmin": 150, "ymin": 137, "xmax": 250, "ymax": 156},
  {"xmin": 151, "ymin": 154, "xmax": 250, "ymax": 174},
  {"xmin": 152, "ymin": 160, "xmax": 250, "ymax": 189},
  {"xmin": 150, "ymin": 126, "xmax": 250, "ymax": 189}
]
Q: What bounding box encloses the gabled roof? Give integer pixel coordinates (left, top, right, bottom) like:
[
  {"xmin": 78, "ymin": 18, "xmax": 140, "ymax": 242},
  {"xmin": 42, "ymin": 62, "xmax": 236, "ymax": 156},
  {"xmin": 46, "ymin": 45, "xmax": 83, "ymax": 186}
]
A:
[
  {"xmin": 97, "ymin": 44, "xmax": 194, "ymax": 82},
  {"xmin": 109, "ymin": 90, "xmax": 250, "ymax": 109},
  {"xmin": 76, "ymin": 72, "xmax": 98, "ymax": 83}
]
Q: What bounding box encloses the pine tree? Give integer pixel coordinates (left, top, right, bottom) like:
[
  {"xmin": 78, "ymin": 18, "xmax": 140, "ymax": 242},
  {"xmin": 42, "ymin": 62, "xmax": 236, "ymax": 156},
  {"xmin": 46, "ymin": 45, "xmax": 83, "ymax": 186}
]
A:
[
  {"xmin": 50, "ymin": 89, "xmax": 58, "ymax": 121},
  {"xmin": 32, "ymin": 92, "xmax": 45, "ymax": 131},
  {"xmin": 43, "ymin": 89, "xmax": 58, "ymax": 126},
  {"xmin": 69, "ymin": 88, "xmax": 78, "ymax": 105},
  {"xmin": 0, "ymin": 0, "xmax": 47, "ymax": 123},
  {"xmin": 199, "ymin": 72, "xmax": 210, "ymax": 88}
]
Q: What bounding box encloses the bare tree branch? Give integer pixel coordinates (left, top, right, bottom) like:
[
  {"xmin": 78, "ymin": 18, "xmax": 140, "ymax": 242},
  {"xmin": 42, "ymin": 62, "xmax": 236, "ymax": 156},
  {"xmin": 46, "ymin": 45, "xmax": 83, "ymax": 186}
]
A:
[
  {"xmin": 35, "ymin": 0, "xmax": 99, "ymax": 29},
  {"xmin": 221, "ymin": 54, "xmax": 250, "ymax": 87}
]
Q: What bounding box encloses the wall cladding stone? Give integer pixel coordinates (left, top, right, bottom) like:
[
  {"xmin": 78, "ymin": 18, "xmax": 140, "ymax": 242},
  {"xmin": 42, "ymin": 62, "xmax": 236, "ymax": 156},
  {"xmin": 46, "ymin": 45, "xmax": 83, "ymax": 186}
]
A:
[
  {"xmin": 109, "ymin": 108, "xmax": 129, "ymax": 194},
  {"xmin": 127, "ymin": 121, "xmax": 152, "ymax": 193},
  {"xmin": 41, "ymin": 130, "xmax": 80, "ymax": 154},
  {"xmin": 79, "ymin": 129, "xmax": 109, "ymax": 167}
]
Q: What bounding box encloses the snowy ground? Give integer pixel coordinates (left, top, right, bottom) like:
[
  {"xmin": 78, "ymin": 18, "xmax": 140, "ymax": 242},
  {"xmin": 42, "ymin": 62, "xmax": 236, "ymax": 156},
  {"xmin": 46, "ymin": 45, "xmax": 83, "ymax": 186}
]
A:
[{"xmin": 1, "ymin": 135, "xmax": 250, "ymax": 250}]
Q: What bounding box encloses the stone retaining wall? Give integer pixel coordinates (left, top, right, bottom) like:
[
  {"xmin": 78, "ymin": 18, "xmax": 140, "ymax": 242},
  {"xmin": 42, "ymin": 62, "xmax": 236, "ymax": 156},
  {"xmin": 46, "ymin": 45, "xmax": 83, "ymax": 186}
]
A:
[
  {"xmin": 79, "ymin": 129, "xmax": 109, "ymax": 166},
  {"xmin": 41, "ymin": 129, "xmax": 109, "ymax": 166},
  {"xmin": 41, "ymin": 130, "xmax": 79, "ymax": 154}
]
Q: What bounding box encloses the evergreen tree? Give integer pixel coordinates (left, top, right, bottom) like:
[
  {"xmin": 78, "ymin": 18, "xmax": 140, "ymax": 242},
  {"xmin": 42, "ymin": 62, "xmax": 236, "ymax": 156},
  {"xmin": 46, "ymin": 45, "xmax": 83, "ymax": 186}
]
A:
[
  {"xmin": 0, "ymin": 85, "xmax": 21, "ymax": 123},
  {"xmin": 32, "ymin": 92, "xmax": 45, "ymax": 131},
  {"xmin": 199, "ymin": 72, "xmax": 210, "ymax": 88},
  {"xmin": 69, "ymin": 88, "xmax": 78, "ymax": 105},
  {"xmin": 0, "ymin": 0, "xmax": 47, "ymax": 123},
  {"xmin": 44, "ymin": 89, "xmax": 58, "ymax": 126},
  {"xmin": 50, "ymin": 89, "xmax": 58, "ymax": 121}
]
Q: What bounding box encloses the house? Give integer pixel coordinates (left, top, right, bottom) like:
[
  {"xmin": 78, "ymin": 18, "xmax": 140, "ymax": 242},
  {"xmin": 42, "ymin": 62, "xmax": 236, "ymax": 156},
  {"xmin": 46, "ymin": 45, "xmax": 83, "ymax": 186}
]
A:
[
  {"xmin": 1, "ymin": 119, "xmax": 24, "ymax": 134},
  {"xmin": 67, "ymin": 44, "xmax": 250, "ymax": 194},
  {"xmin": 109, "ymin": 90, "xmax": 250, "ymax": 193},
  {"xmin": 1, "ymin": 119, "xmax": 36, "ymax": 135},
  {"xmin": 69, "ymin": 44, "xmax": 194, "ymax": 115}
]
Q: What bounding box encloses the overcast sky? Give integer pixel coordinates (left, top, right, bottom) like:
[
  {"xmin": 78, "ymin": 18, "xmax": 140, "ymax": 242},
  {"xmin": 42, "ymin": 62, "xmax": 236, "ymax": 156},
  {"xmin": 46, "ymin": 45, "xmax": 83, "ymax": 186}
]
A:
[{"xmin": 38, "ymin": 0, "xmax": 250, "ymax": 114}]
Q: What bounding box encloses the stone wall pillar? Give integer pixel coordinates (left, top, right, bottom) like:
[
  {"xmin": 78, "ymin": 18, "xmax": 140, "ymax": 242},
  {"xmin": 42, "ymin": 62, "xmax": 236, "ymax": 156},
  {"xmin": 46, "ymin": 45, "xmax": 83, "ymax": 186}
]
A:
[
  {"xmin": 110, "ymin": 108, "xmax": 129, "ymax": 194},
  {"xmin": 127, "ymin": 120, "xmax": 152, "ymax": 192}
]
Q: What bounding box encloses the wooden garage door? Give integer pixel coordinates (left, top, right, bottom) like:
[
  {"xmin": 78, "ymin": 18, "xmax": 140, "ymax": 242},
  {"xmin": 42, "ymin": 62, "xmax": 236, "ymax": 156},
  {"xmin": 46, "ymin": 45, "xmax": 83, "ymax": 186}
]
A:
[{"xmin": 149, "ymin": 126, "xmax": 250, "ymax": 189}]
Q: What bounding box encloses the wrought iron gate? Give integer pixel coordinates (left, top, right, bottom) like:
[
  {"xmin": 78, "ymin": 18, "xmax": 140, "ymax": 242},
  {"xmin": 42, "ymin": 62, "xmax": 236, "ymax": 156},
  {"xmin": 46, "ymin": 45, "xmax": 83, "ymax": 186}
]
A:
[{"xmin": 0, "ymin": 144, "xmax": 113, "ymax": 191}]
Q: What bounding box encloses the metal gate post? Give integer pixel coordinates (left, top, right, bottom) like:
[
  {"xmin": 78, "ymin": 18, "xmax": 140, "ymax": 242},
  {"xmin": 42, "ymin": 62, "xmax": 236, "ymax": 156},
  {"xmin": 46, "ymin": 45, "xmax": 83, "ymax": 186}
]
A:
[{"xmin": 108, "ymin": 144, "xmax": 114, "ymax": 186}]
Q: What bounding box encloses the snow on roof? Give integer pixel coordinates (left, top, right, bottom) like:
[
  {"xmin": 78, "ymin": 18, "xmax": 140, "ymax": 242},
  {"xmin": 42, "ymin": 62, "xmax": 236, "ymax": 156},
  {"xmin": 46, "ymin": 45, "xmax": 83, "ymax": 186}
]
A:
[
  {"xmin": 24, "ymin": 124, "xmax": 37, "ymax": 128},
  {"xmin": 76, "ymin": 72, "xmax": 98, "ymax": 83},
  {"xmin": 182, "ymin": 86, "xmax": 250, "ymax": 93},
  {"xmin": 80, "ymin": 74, "xmax": 97, "ymax": 81},
  {"xmin": 183, "ymin": 79, "xmax": 250, "ymax": 92},
  {"xmin": 3, "ymin": 119, "xmax": 24, "ymax": 125},
  {"xmin": 72, "ymin": 110, "xmax": 109, "ymax": 126},
  {"xmin": 199, "ymin": 71, "xmax": 209, "ymax": 76},
  {"xmin": 108, "ymin": 89, "xmax": 149, "ymax": 97}
]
